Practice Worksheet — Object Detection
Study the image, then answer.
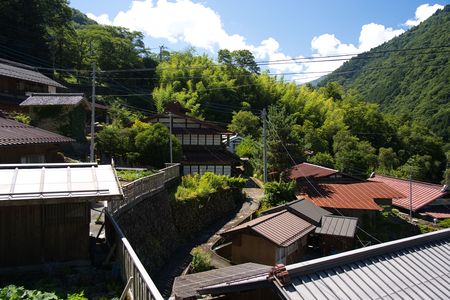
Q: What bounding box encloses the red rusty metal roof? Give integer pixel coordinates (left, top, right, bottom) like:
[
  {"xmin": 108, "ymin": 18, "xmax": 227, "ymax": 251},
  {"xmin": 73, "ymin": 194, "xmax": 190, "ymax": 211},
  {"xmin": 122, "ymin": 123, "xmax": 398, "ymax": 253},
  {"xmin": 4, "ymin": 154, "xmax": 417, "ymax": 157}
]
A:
[
  {"xmin": 0, "ymin": 117, "xmax": 75, "ymax": 146},
  {"xmin": 369, "ymin": 174, "xmax": 449, "ymax": 211},
  {"xmin": 297, "ymin": 180, "xmax": 405, "ymax": 211},
  {"xmin": 223, "ymin": 210, "xmax": 315, "ymax": 247},
  {"xmin": 288, "ymin": 162, "xmax": 338, "ymax": 180}
]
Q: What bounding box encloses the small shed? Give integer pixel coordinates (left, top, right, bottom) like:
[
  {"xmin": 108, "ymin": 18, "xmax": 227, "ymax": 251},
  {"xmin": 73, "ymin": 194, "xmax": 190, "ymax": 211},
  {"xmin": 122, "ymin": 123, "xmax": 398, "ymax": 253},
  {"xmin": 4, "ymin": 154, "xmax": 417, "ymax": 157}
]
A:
[{"xmin": 0, "ymin": 163, "xmax": 122, "ymax": 268}]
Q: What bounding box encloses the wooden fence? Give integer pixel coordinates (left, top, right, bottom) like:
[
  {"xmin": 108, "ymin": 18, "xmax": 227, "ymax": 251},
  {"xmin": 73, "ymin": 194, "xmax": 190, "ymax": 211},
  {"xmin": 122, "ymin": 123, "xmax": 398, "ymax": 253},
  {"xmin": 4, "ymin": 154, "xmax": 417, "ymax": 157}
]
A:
[
  {"xmin": 106, "ymin": 211, "xmax": 164, "ymax": 300},
  {"xmin": 108, "ymin": 163, "xmax": 180, "ymax": 215}
]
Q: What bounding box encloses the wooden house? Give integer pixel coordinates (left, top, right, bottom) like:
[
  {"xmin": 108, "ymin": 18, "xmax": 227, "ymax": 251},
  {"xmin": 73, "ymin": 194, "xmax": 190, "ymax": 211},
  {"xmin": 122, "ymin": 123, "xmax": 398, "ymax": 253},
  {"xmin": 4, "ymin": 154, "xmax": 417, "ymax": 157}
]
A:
[
  {"xmin": 148, "ymin": 102, "xmax": 240, "ymax": 176},
  {"xmin": 0, "ymin": 163, "xmax": 122, "ymax": 269},
  {"xmin": 370, "ymin": 173, "xmax": 450, "ymax": 220},
  {"xmin": 0, "ymin": 115, "xmax": 74, "ymax": 163},
  {"xmin": 288, "ymin": 163, "xmax": 404, "ymax": 220},
  {"xmin": 0, "ymin": 59, "xmax": 66, "ymax": 111}
]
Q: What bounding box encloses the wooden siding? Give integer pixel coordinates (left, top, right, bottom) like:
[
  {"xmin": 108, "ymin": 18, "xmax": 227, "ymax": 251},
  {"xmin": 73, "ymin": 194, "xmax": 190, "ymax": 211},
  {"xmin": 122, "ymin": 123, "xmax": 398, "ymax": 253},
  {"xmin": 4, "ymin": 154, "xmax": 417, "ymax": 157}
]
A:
[
  {"xmin": 0, "ymin": 144, "xmax": 64, "ymax": 164},
  {"xmin": 231, "ymin": 233, "xmax": 277, "ymax": 265},
  {"xmin": 0, "ymin": 202, "xmax": 90, "ymax": 267}
]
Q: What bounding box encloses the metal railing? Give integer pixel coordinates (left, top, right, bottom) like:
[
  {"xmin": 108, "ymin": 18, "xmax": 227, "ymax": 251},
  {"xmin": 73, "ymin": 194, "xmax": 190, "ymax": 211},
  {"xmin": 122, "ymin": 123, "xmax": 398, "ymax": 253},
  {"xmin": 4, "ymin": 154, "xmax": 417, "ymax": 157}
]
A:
[
  {"xmin": 106, "ymin": 211, "xmax": 164, "ymax": 300},
  {"xmin": 108, "ymin": 163, "xmax": 180, "ymax": 215}
]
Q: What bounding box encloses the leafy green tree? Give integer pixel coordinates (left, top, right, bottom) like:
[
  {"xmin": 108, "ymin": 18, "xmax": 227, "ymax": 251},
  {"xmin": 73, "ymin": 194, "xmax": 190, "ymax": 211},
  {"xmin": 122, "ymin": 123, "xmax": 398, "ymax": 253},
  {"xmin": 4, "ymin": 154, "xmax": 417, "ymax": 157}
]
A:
[
  {"xmin": 267, "ymin": 104, "xmax": 304, "ymax": 173},
  {"xmin": 228, "ymin": 110, "xmax": 260, "ymax": 138},
  {"xmin": 236, "ymin": 137, "xmax": 263, "ymax": 177},
  {"xmin": 333, "ymin": 130, "xmax": 377, "ymax": 177},
  {"xmin": 378, "ymin": 147, "xmax": 399, "ymax": 170},
  {"xmin": 190, "ymin": 247, "xmax": 212, "ymax": 273},
  {"xmin": 135, "ymin": 123, "xmax": 182, "ymax": 168},
  {"xmin": 308, "ymin": 152, "xmax": 335, "ymax": 169},
  {"xmin": 264, "ymin": 179, "xmax": 296, "ymax": 207},
  {"xmin": 218, "ymin": 49, "xmax": 260, "ymax": 74}
]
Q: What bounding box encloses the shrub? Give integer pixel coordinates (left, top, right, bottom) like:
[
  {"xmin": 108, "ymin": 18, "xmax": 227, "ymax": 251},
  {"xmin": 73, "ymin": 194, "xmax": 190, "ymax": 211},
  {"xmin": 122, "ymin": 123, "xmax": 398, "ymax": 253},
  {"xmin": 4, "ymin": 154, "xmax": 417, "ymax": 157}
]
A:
[
  {"xmin": 190, "ymin": 247, "xmax": 212, "ymax": 273},
  {"xmin": 263, "ymin": 179, "xmax": 296, "ymax": 207},
  {"xmin": 175, "ymin": 172, "xmax": 246, "ymax": 201},
  {"xmin": 438, "ymin": 218, "xmax": 450, "ymax": 228},
  {"xmin": 12, "ymin": 113, "xmax": 31, "ymax": 125},
  {"xmin": 0, "ymin": 285, "xmax": 58, "ymax": 300}
]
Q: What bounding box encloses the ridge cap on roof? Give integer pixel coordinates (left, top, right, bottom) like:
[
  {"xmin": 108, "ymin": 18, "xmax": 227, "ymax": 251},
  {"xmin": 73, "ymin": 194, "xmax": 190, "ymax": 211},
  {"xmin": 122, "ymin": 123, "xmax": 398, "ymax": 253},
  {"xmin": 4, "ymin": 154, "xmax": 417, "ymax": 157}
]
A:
[
  {"xmin": 301, "ymin": 162, "xmax": 338, "ymax": 172},
  {"xmin": 373, "ymin": 174, "xmax": 445, "ymax": 189},
  {"xmin": 286, "ymin": 228, "xmax": 450, "ymax": 277},
  {"xmin": 322, "ymin": 214, "xmax": 358, "ymax": 220},
  {"xmin": 30, "ymin": 93, "xmax": 85, "ymax": 96}
]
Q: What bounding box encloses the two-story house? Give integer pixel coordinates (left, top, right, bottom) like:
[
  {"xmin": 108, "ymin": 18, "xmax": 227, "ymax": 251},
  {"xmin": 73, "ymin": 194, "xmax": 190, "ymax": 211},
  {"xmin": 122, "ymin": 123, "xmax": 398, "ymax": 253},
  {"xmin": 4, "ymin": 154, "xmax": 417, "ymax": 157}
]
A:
[
  {"xmin": 0, "ymin": 59, "xmax": 66, "ymax": 111},
  {"xmin": 148, "ymin": 102, "xmax": 240, "ymax": 176}
]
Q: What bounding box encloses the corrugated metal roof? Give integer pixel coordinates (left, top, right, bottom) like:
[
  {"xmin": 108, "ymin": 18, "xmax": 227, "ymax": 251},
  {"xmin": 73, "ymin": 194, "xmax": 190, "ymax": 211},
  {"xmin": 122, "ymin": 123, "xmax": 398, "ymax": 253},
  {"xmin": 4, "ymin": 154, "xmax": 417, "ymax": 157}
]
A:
[
  {"xmin": 276, "ymin": 228, "xmax": 450, "ymax": 300},
  {"xmin": 369, "ymin": 174, "xmax": 448, "ymax": 211},
  {"xmin": 289, "ymin": 163, "xmax": 338, "ymax": 180},
  {"xmin": 172, "ymin": 262, "xmax": 271, "ymax": 299},
  {"xmin": 0, "ymin": 117, "xmax": 75, "ymax": 146},
  {"xmin": 20, "ymin": 93, "xmax": 85, "ymax": 106},
  {"xmin": 315, "ymin": 215, "xmax": 358, "ymax": 237},
  {"xmin": 224, "ymin": 210, "xmax": 315, "ymax": 247},
  {"xmin": 0, "ymin": 61, "xmax": 66, "ymax": 88},
  {"xmin": 297, "ymin": 180, "xmax": 404, "ymax": 211},
  {"xmin": 0, "ymin": 163, "xmax": 122, "ymax": 203}
]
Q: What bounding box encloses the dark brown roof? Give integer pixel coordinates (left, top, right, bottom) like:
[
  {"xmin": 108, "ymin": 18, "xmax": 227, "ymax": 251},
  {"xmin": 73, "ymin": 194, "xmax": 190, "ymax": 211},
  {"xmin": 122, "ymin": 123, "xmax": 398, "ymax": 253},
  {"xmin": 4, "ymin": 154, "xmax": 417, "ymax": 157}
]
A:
[
  {"xmin": 20, "ymin": 93, "xmax": 86, "ymax": 106},
  {"xmin": 297, "ymin": 180, "xmax": 404, "ymax": 211},
  {"xmin": 289, "ymin": 162, "xmax": 339, "ymax": 180},
  {"xmin": 0, "ymin": 60, "xmax": 66, "ymax": 88},
  {"xmin": 182, "ymin": 148, "xmax": 240, "ymax": 164},
  {"xmin": 0, "ymin": 117, "xmax": 74, "ymax": 146},
  {"xmin": 172, "ymin": 127, "xmax": 225, "ymax": 134},
  {"xmin": 223, "ymin": 210, "xmax": 315, "ymax": 247},
  {"xmin": 172, "ymin": 262, "xmax": 271, "ymax": 299},
  {"xmin": 262, "ymin": 199, "xmax": 332, "ymax": 226}
]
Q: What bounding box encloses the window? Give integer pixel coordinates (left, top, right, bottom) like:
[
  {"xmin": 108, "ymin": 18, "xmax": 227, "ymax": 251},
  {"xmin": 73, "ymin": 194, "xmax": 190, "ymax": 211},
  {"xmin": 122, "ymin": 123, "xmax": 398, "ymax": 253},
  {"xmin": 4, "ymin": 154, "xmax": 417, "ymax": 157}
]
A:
[
  {"xmin": 206, "ymin": 135, "xmax": 213, "ymax": 145},
  {"xmin": 224, "ymin": 166, "xmax": 231, "ymax": 176},
  {"xmin": 190, "ymin": 134, "xmax": 198, "ymax": 145},
  {"xmin": 276, "ymin": 248, "xmax": 286, "ymax": 264},
  {"xmin": 198, "ymin": 135, "xmax": 206, "ymax": 145},
  {"xmin": 216, "ymin": 166, "xmax": 224, "ymax": 174},
  {"xmin": 199, "ymin": 165, "xmax": 207, "ymax": 174},
  {"xmin": 183, "ymin": 134, "xmax": 191, "ymax": 145},
  {"xmin": 214, "ymin": 135, "xmax": 221, "ymax": 145},
  {"xmin": 183, "ymin": 166, "xmax": 190, "ymax": 175},
  {"xmin": 21, "ymin": 154, "xmax": 45, "ymax": 163}
]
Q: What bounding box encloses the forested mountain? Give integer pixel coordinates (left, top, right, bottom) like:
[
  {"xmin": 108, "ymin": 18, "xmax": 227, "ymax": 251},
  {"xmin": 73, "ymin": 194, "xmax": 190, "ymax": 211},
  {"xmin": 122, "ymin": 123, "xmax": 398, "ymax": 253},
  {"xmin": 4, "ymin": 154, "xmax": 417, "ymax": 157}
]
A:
[
  {"xmin": 0, "ymin": 0, "xmax": 448, "ymax": 183},
  {"xmin": 320, "ymin": 5, "xmax": 449, "ymax": 141}
]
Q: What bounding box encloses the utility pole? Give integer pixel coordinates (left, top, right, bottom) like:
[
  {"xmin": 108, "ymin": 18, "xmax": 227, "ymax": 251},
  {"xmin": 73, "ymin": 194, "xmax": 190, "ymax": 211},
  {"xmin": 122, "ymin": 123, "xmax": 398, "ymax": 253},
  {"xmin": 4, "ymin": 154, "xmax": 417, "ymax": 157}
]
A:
[
  {"xmin": 409, "ymin": 174, "xmax": 413, "ymax": 222},
  {"xmin": 159, "ymin": 45, "xmax": 165, "ymax": 62},
  {"xmin": 90, "ymin": 62, "xmax": 96, "ymax": 162},
  {"xmin": 262, "ymin": 108, "xmax": 268, "ymax": 183},
  {"xmin": 169, "ymin": 112, "xmax": 173, "ymax": 163}
]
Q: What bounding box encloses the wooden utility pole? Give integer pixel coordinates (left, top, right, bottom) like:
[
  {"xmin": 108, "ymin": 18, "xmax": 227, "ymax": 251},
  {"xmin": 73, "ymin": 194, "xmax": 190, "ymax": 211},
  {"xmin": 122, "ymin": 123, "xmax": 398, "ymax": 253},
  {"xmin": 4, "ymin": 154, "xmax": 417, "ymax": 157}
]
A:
[
  {"xmin": 159, "ymin": 45, "xmax": 165, "ymax": 62},
  {"xmin": 169, "ymin": 112, "xmax": 173, "ymax": 163},
  {"xmin": 90, "ymin": 62, "xmax": 96, "ymax": 162},
  {"xmin": 262, "ymin": 108, "xmax": 268, "ymax": 183}
]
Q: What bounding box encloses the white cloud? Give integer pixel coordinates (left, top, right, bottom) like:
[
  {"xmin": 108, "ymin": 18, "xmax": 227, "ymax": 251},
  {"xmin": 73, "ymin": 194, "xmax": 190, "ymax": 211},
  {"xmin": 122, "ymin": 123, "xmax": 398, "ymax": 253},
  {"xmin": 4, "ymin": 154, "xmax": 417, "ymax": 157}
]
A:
[
  {"xmin": 86, "ymin": 1, "xmax": 431, "ymax": 83},
  {"xmin": 405, "ymin": 3, "xmax": 444, "ymax": 27},
  {"xmin": 86, "ymin": 13, "xmax": 112, "ymax": 25}
]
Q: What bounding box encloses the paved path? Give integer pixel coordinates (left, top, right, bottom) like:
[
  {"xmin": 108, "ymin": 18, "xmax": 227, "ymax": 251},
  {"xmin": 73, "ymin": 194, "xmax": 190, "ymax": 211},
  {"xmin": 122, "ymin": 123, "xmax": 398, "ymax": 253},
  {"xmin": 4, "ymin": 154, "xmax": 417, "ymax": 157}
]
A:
[{"xmin": 199, "ymin": 184, "xmax": 264, "ymax": 268}]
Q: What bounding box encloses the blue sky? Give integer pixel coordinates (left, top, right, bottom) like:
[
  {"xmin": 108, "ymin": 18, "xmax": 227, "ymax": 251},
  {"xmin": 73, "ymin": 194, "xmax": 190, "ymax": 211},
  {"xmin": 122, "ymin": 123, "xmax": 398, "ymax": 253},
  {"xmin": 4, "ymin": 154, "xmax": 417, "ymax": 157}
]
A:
[{"xmin": 69, "ymin": 0, "xmax": 447, "ymax": 81}]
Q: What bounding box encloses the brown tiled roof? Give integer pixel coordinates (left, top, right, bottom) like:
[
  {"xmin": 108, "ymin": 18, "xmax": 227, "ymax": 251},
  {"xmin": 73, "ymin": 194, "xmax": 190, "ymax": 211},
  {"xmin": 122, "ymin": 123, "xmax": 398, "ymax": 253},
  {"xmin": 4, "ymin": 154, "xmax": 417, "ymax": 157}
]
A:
[
  {"xmin": 297, "ymin": 180, "xmax": 404, "ymax": 211},
  {"xmin": 289, "ymin": 162, "xmax": 338, "ymax": 180},
  {"xmin": 223, "ymin": 210, "xmax": 315, "ymax": 247},
  {"xmin": 0, "ymin": 117, "xmax": 74, "ymax": 146},
  {"xmin": 0, "ymin": 60, "xmax": 66, "ymax": 88},
  {"xmin": 182, "ymin": 148, "xmax": 240, "ymax": 164},
  {"xmin": 369, "ymin": 174, "xmax": 448, "ymax": 211}
]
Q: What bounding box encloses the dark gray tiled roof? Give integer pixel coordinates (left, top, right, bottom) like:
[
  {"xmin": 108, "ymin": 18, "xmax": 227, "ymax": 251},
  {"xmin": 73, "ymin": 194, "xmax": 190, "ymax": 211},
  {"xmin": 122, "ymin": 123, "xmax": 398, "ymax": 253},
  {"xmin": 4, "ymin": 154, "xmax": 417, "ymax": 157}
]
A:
[
  {"xmin": 277, "ymin": 228, "xmax": 450, "ymax": 300},
  {"xmin": 0, "ymin": 62, "xmax": 66, "ymax": 88},
  {"xmin": 262, "ymin": 199, "xmax": 331, "ymax": 226},
  {"xmin": 0, "ymin": 117, "xmax": 74, "ymax": 146},
  {"xmin": 20, "ymin": 93, "xmax": 85, "ymax": 106},
  {"xmin": 315, "ymin": 215, "xmax": 358, "ymax": 237},
  {"xmin": 173, "ymin": 262, "xmax": 271, "ymax": 299}
]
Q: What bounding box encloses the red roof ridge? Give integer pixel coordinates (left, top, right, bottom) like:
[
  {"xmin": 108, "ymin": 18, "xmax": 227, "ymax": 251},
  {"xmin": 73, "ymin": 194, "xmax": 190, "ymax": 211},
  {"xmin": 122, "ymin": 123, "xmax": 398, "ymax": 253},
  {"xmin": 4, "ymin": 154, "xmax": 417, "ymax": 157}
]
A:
[
  {"xmin": 372, "ymin": 174, "xmax": 445, "ymax": 189},
  {"xmin": 300, "ymin": 162, "xmax": 338, "ymax": 172}
]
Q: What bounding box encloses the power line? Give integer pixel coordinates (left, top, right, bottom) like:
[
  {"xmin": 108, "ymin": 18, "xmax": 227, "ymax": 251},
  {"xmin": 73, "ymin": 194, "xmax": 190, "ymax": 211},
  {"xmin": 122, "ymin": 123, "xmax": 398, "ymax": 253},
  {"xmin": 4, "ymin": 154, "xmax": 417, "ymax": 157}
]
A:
[{"xmin": 266, "ymin": 118, "xmax": 383, "ymax": 244}]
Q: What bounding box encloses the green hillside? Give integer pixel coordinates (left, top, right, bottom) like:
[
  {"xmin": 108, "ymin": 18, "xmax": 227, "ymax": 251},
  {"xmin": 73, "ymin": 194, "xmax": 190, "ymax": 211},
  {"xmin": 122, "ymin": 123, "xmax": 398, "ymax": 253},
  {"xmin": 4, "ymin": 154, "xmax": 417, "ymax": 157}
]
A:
[{"xmin": 320, "ymin": 5, "xmax": 449, "ymax": 141}]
